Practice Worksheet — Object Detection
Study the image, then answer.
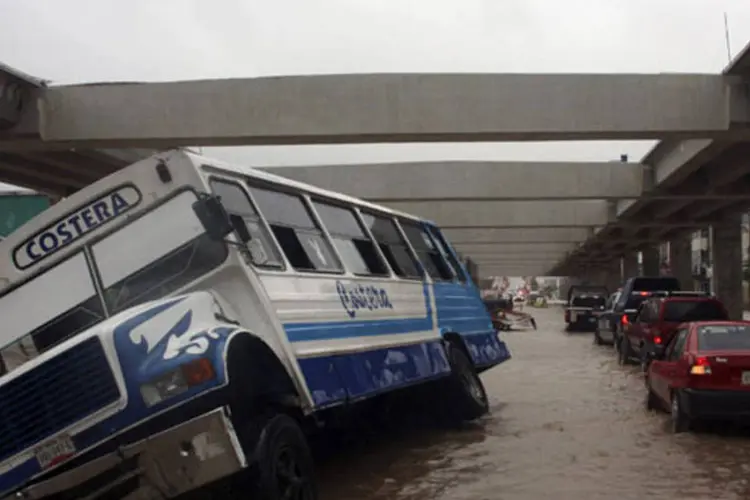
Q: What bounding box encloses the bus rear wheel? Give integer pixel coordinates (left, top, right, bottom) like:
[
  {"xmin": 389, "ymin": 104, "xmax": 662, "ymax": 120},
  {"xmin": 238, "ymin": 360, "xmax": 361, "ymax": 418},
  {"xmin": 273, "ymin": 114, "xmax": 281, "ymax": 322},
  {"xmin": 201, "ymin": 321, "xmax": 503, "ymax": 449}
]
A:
[
  {"xmin": 441, "ymin": 342, "xmax": 489, "ymax": 422},
  {"xmin": 251, "ymin": 414, "xmax": 318, "ymax": 500}
]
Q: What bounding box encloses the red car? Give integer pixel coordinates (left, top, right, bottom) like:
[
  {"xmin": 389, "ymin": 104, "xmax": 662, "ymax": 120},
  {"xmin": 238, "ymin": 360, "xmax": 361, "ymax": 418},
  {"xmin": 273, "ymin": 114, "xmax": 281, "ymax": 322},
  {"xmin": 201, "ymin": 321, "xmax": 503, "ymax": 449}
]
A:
[
  {"xmin": 621, "ymin": 292, "xmax": 728, "ymax": 370},
  {"xmin": 645, "ymin": 321, "xmax": 750, "ymax": 433}
]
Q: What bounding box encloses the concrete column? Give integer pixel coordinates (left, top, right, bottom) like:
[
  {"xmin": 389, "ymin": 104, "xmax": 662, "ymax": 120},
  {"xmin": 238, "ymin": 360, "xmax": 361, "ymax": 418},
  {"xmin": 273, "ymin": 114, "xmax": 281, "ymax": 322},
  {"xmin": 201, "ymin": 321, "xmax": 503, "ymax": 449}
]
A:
[
  {"xmin": 711, "ymin": 215, "xmax": 743, "ymax": 320},
  {"xmin": 623, "ymin": 253, "xmax": 639, "ymax": 279},
  {"xmin": 641, "ymin": 246, "xmax": 660, "ymax": 276},
  {"xmin": 669, "ymin": 233, "xmax": 693, "ymax": 289},
  {"xmin": 599, "ymin": 259, "xmax": 622, "ymax": 292}
]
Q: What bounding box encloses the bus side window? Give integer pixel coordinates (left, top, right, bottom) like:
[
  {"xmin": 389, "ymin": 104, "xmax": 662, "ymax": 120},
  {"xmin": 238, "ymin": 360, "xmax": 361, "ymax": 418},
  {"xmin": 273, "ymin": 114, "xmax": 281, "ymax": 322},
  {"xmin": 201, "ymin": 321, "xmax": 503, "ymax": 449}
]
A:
[
  {"xmin": 210, "ymin": 179, "xmax": 283, "ymax": 268},
  {"xmin": 399, "ymin": 221, "xmax": 454, "ymax": 281},
  {"xmin": 247, "ymin": 186, "xmax": 342, "ymax": 273},
  {"xmin": 359, "ymin": 212, "xmax": 421, "ymax": 279},
  {"xmin": 427, "ymin": 226, "xmax": 466, "ymax": 283},
  {"xmin": 311, "ymin": 200, "xmax": 389, "ymax": 276}
]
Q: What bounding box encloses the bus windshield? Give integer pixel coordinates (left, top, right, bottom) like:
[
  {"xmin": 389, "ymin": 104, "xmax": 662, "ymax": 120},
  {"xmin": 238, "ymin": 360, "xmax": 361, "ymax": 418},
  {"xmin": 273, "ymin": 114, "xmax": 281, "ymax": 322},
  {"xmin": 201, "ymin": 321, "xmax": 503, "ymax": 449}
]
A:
[{"xmin": 0, "ymin": 191, "xmax": 227, "ymax": 375}]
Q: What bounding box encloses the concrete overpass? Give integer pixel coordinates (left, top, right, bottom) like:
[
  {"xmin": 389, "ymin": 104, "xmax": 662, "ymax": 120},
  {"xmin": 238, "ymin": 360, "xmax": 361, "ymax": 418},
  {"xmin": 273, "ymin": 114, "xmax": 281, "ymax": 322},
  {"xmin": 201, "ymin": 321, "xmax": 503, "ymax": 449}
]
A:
[
  {"xmin": 0, "ymin": 63, "xmax": 159, "ymax": 195},
  {"xmin": 2, "ymin": 39, "xmax": 750, "ymax": 301},
  {"xmin": 2, "ymin": 73, "xmax": 750, "ymax": 150}
]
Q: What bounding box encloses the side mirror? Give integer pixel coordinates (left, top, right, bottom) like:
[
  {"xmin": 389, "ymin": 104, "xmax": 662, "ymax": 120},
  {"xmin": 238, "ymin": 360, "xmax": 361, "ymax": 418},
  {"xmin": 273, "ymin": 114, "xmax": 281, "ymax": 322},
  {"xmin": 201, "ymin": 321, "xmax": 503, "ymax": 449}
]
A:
[
  {"xmin": 192, "ymin": 194, "xmax": 234, "ymax": 241},
  {"xmin": 192, "ymin": 195, "xmax": 253, "ymax": 244}
]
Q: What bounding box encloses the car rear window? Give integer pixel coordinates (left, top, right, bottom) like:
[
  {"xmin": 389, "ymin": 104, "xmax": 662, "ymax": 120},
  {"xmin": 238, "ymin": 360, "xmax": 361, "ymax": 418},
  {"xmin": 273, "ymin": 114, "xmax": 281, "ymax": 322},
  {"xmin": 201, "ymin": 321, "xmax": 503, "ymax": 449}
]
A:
[
  {"xmin": 698, "ymin": 325, "xmax": 750, "ymax": 350},
  {"xmin": 631, "ymin": 277, "xmax": 680, "ymax": 292},
  {"xmin": 662, "ymin": 300, "xmax": 728, "ymax": 322},
  {"xmin": 624, "ymin": 294, "xmax": 651, "ymax": 310},
  {"xmin": 571, "ymin": 296, "xmax": 606, "ymax": 308}
]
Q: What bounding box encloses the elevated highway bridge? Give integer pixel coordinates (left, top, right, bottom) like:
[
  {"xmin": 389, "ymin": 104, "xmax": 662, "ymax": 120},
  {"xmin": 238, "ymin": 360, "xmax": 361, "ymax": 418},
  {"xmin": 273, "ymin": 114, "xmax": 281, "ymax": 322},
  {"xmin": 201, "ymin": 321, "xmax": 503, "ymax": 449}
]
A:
[{"xmin": 1, "ymin": 39, "xmax": 750, "ymax": 316}]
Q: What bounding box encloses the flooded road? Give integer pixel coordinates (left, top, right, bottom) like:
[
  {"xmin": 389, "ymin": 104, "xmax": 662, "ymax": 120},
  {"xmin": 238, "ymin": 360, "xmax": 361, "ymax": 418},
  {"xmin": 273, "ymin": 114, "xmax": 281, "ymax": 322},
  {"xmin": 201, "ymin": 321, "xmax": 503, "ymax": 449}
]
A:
[{"xmin": 317, "ymin": 307, "xmax": 750, "ymax": 500}]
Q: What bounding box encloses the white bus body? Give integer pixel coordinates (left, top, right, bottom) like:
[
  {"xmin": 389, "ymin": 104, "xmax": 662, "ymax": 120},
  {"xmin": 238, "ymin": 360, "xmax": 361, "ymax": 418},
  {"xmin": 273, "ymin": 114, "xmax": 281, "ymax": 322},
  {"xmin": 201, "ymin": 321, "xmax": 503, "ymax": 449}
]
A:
[{"xmin": 0, "ymin": 150, "xmax": 510, "ymax": 499}]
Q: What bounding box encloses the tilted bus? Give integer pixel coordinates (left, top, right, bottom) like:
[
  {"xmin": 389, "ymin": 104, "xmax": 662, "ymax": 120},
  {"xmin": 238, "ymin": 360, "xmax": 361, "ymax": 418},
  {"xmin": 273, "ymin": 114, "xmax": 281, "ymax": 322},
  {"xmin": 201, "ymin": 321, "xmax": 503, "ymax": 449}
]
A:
[{"xmin": 0, "ymin": 150, "xmax": 511, "ymax": 499}]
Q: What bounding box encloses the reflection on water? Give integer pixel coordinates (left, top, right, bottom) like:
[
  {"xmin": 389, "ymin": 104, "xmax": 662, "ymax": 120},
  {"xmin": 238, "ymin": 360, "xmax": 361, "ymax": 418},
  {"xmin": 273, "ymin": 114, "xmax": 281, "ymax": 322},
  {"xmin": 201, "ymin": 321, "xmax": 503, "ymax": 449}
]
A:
[{"xmin": 316, "ymin": 309, "xmax": 750, "ymax": 500}]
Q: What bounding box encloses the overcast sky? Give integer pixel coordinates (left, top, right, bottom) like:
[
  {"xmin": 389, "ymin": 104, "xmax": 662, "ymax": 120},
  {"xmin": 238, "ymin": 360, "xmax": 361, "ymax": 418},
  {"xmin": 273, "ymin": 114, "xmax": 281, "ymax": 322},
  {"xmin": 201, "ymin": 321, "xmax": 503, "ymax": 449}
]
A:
[{"xmin": 2, "ymin": 0, "xmax": 750, "ymax": 169}]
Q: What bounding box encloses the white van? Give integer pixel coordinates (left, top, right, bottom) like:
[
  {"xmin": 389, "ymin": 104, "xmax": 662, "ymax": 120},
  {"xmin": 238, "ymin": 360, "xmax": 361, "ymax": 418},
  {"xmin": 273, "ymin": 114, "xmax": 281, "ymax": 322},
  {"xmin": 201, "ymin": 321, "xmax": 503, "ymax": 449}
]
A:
[{"xmin": 0, "ymin": 151, "xmax": 511, "ymax": 499}]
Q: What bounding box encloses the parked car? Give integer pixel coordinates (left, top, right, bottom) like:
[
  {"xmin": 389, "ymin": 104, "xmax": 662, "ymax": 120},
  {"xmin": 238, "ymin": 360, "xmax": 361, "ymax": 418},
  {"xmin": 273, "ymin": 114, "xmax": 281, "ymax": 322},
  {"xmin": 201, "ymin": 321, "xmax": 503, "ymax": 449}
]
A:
[
  {"xmin": 598, "ymin": 276, "xmax": 681, "ymax": 352},
  {"xmin": 620, "ymin": 292, "xmax": 728, "ymax": 369},
  {"xmin": 645, "ymin": 321, "xmax": 750, "ymax": 433},
  {"xmin": 564, "ymin": 285, "xmax": 608, "ymax": 332},
  {"xmin": 594, "ymin": 291, "xmax": 621, "ymax": 345}
]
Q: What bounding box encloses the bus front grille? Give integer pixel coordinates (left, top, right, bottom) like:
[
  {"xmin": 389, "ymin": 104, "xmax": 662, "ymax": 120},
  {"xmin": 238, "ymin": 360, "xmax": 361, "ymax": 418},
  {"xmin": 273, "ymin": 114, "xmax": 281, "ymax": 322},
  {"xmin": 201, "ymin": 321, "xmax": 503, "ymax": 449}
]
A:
[{"xmin": 0, "ymin": 336, "xmax": 120, "ymax": 463}]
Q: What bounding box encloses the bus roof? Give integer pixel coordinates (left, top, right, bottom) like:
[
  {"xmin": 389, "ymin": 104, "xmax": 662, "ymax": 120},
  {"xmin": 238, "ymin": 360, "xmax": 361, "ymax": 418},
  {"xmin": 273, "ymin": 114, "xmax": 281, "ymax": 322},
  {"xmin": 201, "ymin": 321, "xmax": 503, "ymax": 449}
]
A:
[{"xmin": 0, "ymin": 150, "xmax": 432, "ymax": 286}]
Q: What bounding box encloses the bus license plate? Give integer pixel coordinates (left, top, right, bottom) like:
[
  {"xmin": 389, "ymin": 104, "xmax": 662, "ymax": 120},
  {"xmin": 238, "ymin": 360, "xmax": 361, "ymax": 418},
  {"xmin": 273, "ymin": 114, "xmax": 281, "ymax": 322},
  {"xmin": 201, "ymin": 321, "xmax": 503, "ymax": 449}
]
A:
[
  {"xmin": 742, "ymin": 372, "xmax": 750, "ymax": 385},
  {"xmin": 35, "ymin": 434, "xmax": 76, "ymax": 469}
]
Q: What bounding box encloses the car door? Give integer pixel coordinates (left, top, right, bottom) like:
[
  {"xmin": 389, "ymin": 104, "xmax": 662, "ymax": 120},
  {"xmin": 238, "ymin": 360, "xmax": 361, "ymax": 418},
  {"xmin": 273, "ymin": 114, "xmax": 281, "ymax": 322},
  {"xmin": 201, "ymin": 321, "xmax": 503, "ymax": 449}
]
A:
[
  {"xmin": 650, "ymin": 328, "xmax": 689, "ymax": 402},
  {"xmin": 627, "ymin": 302, "xmax": 649, "ymax": 351},
  {"xmin": 598, "ymin": 292, "xmax": 619, "ymax": 341},
  {"xmin": 632, "ymin": 301, "xmax": 659, "ymax": 354}
]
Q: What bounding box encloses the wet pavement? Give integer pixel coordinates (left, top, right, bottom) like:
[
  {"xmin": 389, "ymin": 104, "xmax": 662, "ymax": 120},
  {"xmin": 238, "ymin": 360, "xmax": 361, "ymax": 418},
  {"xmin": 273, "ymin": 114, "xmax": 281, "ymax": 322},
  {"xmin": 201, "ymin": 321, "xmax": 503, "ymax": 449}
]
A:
[{"xmin": 317, "ymin": 307, "xmax": 750, "ymax": 500}]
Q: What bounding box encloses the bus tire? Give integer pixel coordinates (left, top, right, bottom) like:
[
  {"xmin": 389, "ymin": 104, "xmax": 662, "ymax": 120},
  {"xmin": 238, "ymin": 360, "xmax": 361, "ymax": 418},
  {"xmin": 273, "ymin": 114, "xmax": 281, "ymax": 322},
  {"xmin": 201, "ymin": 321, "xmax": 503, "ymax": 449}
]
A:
[
  {"xmin": 442, "ymin": 341, "xmax": 489, "ymax": 422},
  {"xmin": 251, "ymin": 414, "xmax": 318, "ymax": 500}
]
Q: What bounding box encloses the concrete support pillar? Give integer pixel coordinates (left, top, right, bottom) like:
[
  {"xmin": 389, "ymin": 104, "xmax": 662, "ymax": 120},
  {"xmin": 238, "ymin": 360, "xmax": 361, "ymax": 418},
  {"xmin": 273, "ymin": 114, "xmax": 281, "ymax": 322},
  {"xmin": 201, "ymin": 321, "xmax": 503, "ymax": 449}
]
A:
[
  {"xmin": 711, "ymin": 216, "xmax": 744, "ymax": 320},
  {"xmin": 623, "ymin": 253, "xmax": 639, "ymax": 279},
  {"xmin": 641, "ymin": 246, "xmax": 660, "ymax": 276},
  {"xmin": 669, "ymin": 233, "xmax": 693, "ymax": 289},
  {"xmin": 599, "ymin": 259, "xmax": 622, "ymax": 292}
]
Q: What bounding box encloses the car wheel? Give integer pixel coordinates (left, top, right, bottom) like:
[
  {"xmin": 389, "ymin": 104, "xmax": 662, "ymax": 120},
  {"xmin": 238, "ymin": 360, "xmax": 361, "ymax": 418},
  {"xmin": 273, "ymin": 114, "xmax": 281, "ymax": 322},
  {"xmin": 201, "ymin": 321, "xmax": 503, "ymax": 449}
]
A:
[
  {"xmin": 442, "ymin": 342, "xmax": 489, "ymax": 422},
  {"xmin": 640, "ymin": 350, "xmax": 651, "ymax": 373},
  {"xmin": 593, "ymin": 329, "xmax": 603, "ymax": 345},
  {"xmin": 645, "ymin": 381, "xmax": 659, "ymax": 411},
  {"xmin": 670, "ymin": 391, "xmax": 691, "ymax": 434},
  {"xmin": 619, "ymin": 337, "xmax": 634, "ymax": 365}
]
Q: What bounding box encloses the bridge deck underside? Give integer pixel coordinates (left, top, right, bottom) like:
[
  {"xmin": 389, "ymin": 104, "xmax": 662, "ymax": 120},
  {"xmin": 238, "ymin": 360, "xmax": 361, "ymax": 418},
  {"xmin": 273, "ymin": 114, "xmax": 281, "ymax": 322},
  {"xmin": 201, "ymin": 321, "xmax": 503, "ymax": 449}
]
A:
[{"xmin": 558, "ymin": 141, "xmax": 750, "ymax": 273}]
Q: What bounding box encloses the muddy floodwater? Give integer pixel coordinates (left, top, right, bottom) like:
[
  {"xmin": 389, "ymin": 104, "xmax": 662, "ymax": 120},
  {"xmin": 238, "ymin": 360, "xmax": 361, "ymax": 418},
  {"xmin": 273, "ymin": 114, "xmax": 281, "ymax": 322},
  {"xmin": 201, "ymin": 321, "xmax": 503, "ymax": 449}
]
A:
[{"xmin": 316, "ymin": 307, "xmax": 750, "ymax": 500}]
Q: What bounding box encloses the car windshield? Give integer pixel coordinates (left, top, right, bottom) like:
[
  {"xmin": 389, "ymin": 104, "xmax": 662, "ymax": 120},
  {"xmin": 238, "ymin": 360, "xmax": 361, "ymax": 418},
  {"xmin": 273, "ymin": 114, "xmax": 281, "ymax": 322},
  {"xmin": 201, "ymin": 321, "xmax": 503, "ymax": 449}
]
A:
[
  {"xmin": 662, "ymin": 300, "xmax": 728, "ymax": 323},
  {"xmin": 698, "ymin": 325, "xmax": 750, "ymax": 350}
]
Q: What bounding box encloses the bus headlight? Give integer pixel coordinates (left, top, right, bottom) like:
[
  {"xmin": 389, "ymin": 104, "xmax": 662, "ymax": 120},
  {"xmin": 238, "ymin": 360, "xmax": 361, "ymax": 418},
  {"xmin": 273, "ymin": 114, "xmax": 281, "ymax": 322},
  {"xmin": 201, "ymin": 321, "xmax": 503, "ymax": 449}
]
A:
[{"xmin": 140, "ymin": 358, "xmax": 216, "ymax": 407}]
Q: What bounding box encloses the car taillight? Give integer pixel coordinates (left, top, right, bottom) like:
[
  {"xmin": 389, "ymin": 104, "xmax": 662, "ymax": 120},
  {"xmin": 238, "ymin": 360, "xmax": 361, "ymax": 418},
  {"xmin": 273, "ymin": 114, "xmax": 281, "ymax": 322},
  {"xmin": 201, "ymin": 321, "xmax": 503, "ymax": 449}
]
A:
[
  {"xmin": 621, "ymin": 314, "xmax": 629, "ymax": 325},
  {"xmin": 690, "ymin": 356, "xmax": 712, "ymax": 375},
  {"xmin": 654, "ymin": 336, "xmax": 662, "ymax": 345}
]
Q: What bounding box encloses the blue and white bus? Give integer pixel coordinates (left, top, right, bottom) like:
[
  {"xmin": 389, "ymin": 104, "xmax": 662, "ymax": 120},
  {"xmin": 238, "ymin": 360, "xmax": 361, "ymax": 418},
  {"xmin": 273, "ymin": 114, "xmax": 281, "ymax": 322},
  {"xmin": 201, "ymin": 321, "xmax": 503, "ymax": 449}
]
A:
[{"xmin": 0, "ymin": 150, "xmax": 511, "ymax": 499}]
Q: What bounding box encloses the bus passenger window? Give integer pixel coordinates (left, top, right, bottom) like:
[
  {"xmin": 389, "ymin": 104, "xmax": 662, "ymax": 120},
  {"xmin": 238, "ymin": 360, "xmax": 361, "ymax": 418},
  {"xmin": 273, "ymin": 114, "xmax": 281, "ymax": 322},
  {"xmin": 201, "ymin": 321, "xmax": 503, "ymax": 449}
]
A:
[
  {"xmin": 400, "ymin": 221, "xmax": 454, "ymax": 281},
  {"xmin": 360, "ymin": 212, "xmax": 421, "ymax": 279},
  {"xmin": 248, "ymin": 186, "xmax": 342, "ymax": 273},
  {"xmin": 428, "ymin": 228, "xmax": 466, "ymax": 283},
  {"xmin": 312, "ymin": 201, "xmax": 388, "ymax": 276},
  {"xmin": 210, "ymin": 180, "xmax": 283, "ymax": 268}
]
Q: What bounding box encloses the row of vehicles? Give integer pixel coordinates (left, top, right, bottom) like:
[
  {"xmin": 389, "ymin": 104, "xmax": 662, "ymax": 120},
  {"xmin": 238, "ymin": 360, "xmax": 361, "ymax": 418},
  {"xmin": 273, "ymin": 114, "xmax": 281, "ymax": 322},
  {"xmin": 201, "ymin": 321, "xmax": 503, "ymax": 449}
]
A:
[
  {"xmin": 0, "ymin": 151, "xmax": 511, "ymax": 499},
  {"xmin": 571, "ymin": 276, "xmax": 750, "ymax": 433}
]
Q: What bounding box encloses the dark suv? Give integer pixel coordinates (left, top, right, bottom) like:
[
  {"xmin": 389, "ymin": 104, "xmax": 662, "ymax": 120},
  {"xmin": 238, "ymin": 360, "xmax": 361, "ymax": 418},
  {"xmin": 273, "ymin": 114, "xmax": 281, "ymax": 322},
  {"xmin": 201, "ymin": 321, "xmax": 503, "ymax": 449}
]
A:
[
  {"xmin": 620, "ymin": 291, "xmax": 729, "ymax": 369},
  {"xmin": 564, "ymin": 285, "xmax": 608, "ymax": 332},
  {"xmin": 597, "ymin": 276, "xmax": 681, "ymax": 352}
]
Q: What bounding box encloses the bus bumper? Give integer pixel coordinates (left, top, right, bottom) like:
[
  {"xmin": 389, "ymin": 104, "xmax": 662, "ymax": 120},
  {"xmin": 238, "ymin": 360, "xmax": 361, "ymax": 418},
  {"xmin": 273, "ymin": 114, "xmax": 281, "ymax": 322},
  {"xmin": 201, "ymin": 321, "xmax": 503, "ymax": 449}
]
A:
[{"xmin": 5, "ymin": 407, "xmax": 246, "ymax": 499}]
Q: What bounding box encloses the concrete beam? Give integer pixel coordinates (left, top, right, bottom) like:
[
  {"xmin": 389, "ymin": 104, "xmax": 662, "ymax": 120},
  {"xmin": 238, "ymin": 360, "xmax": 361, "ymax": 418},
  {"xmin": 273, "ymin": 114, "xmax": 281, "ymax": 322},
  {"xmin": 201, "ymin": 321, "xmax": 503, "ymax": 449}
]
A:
[
  {"xmin": 474, "ymin": 256, "xmax": 570, "ymax": 265},
  {"xmin": 263, "ymin": 162, "xmax": 643, "ymax": 201},
  {"xmin": 10, "ymin": 73, "xmax": 746, "ymax": 150},
  {"xmin": 455, "ymin": 243, "xmax": 577, "ymax": 254},
  {"xmin": 443, "ymin": 227, "xmax": 592, "ymax": 244},
  {"xmin": 383, "ymin": 200, "xmax": 609, "ymax": 228}
]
